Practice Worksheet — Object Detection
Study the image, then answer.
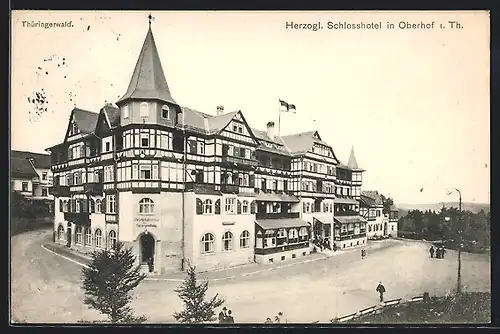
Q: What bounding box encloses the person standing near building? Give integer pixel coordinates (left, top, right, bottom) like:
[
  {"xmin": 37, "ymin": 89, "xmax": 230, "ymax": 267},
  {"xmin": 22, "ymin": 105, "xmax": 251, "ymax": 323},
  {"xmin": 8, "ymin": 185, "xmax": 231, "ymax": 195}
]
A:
[
  {"xmin": 225, "ymin": 310, "xmax": 234, "ymax": 323},
  {"xmin": 218, "ymin": 307, "xmax": 227, "ymax": 323},
  {"xmin": 429, "ymin": 246, "xmax": 435, "ymax": 258},
  {"xmin": 376, "ymin": 282, "xmax": 386, "ymax": 302},
  {"xmin": 361, "ymin": 248, "xmax": 366, "ymax": 259}
]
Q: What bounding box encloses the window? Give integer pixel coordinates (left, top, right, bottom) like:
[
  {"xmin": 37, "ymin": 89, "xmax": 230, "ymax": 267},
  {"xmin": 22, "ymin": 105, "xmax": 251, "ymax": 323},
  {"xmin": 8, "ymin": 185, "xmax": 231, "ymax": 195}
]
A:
[
  {"xmin": 96, "ymin": 199, "xmax": 102, "ymax": 213},
  {"xmin": 108, "ymin": 230, "xmax": 117, "ymax": 249},
  {"xmin": 95, "ymin": 229, "xmax": 102, "ymax": 248},
  {"xmin": 75, "ymin": 199, "xmax": 81, "ymax": 212},
  {"xmin": 240, "ymin": 230, "xmax": 250, "ymax": 248},
  {"xmin": 288, "ymin": 228, "xmax": 298, "ymax": 241},
  {"xmin": 104, "ymin": 166, "xmax": 114, "ymax": 182},
  {"xmin": 140, "ymin": 102, "xmax": 149, "ymax": 117},
  {"xmin": 89, "ymin": 199, "xmax": 95, "ymax": 213},
  {"xmin": 203, "ymin": 199, "xmax": 213, "ymax": 214},
  {"xmin": 139, "ymin": 165, "xmax": 152, "ymax": 179},
  {"xmin": 71, "ymin": 122, "xmax": 79, "ymax": 135},
  {"xmin": 277, "ymin": 229, "xmax": 286, "ymax": 238},
  {"xmin": 41, "ymin": 188, "xmax": 48, "ymax": 197},
  {"xmin": 22, "ymin": 182, "xmax": 28, "ymax": 192},
  {"xmin": 222, "ymin": 231, "xmax": 233, "ymax": 251},
  {"xmin": 238, "ymin": 126, "xmax": 243, "ymax": 134},
  {"xmin": 299, "ymin": 227, "xmax": 308, "ymax": 237},
  {"xmin": 161, "ymin": 105, "xmax": 170, "ymax": 119},
  {"xmin": 63, "ymin": 200, "xmax": 69, "ymax": 212},
  {"xmin": 225, "ymin": 198, "xmax": 236, "ymax": 214},
  {"xmin": 75, "ymin": 226, "xmax": 83, "ymax": 245},
  {"xmin": 376, "ymin": 210, "xmax": 381, "ymax": 217},
  {"xmin": 139, "ymin": 198, "xmax": 155, "ymax": 214},
  {"xmin": 233, "ymin": 125, "xmax": 238, "ymax": 132},
  {"xmin": 105, "ymin": 142, "xmax": 110, "ymax": 152},
  {"xmin": 42, "ymin": 172, "xmax": 47, "ymax": 180},
  {"xmin": 140, "ymin": 133, "xmax": 149, "ymax": 148},
  {"xmin": 242, "ymin": 200, "xmax": 249, "ymax": 214},
  {"xmin": 107, "ymin": 195, "xmax": 116, "ymax": 214},
  {"xmin": 201, "ymin": 233, "xmax": 215, "ymax": 254},
  {"xmin": 84, "ymin": 228, "xmax": 92, "ymax": 246},
  {"xmin": 198, "ymin": 142, "xmax": 205, "ymax": 154},
  {"xmin": 123, "ymin": 105, "xmax": 129, "ymax": 118},
  {"xmin": 57, "ymin": 225, "xmax": 65, "ymax": 240}
]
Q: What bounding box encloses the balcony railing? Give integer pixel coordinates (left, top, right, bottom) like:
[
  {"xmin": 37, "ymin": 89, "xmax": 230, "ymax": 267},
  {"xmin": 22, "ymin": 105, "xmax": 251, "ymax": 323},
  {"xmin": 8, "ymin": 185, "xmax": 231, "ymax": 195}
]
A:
[
  {"xmin": 254, "ymin": 241, "xmax": 309, "ymax": 255},
  {"xmin": 335, "ymin": 210, "xmax": 360, "ymax": 216},
  {"xmin": 221, "ymin": 183, "xmax": 239, "ymax": 194},
  {"xmin": 185, "ymin": 182, "xmax": 217, "ymax": 194},
  {"xmin": 221, "ymin": 155, "xmax": 259, "ymax": 167},
  {"xmin": 335, "ymin": 233, "xmax": 366, "ymax": 241},
  {"xmin": 50, "ymin": 185, "xmax": 71, "ymax": 197},
  {"xmin": 256, "ymin": 212, "xmax": 300, "ymax": 220},
  {"xmin": 84, "ymin": 182, "xmax": 104, "ymax": 196},
  {"xmin": 64, "ymin": 212, "xmax": 90, "ymax": 225}
]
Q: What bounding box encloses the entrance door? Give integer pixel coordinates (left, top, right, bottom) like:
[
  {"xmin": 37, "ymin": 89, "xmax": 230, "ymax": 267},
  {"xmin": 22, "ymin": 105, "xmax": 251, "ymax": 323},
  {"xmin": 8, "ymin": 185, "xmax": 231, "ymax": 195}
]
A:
[
  {"xmin": 383, "ymin": 222, "xmax": 388, "ymax": 236},
  {"xmin": 66, "ymin": 227, "xmax": 72, "ymax": 247},
  {"xmin": 140, "ymin": 233, "xmax": 155, "ymax": 266}
]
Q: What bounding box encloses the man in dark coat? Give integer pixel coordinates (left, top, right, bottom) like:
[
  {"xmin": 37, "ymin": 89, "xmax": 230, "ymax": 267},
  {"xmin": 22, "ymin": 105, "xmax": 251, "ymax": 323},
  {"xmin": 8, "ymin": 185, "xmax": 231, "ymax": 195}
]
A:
[
  {"xmin": 429, "ymin": 246, "xmax": 435, "ymax": 258},
  {"xmin": 440, "ymin": 247, "xmax": 446, "ymax": 259},
  {"xmin": 435, "ymin": 247, "xmax": 441, "ymax": 259},
  {"xmin": 225, "ymin": 310, "xmax": 234, "ymax": 323},
  {"xmin": 218, "ymin": 307, "xmax": 227, "ymax": 323},
  {"xmin": 361, "ymin": 248, "xmax": 367, "ymax": 259},
  {"xmin": 376, "ymin": 282, "xmax": 386, "ymax": 302}
]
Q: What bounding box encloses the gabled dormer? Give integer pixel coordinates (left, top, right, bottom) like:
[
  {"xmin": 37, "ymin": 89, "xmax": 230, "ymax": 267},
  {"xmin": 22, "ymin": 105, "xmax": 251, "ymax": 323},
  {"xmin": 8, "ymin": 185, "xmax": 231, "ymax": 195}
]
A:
[
  {"xmin": 63, "ymin": 108, "xmax": 99, "ymax": 143},
  {"xmin": 115, "ymin": 18, "xmax": 181, "ymax": 127}
]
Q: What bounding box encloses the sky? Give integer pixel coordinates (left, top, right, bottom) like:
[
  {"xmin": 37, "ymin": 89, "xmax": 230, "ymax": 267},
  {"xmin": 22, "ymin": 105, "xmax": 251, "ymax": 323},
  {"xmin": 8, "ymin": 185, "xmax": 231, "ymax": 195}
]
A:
[{"xmin": 11, "ymin": 11, "xmax": 490, "ymax": 204}]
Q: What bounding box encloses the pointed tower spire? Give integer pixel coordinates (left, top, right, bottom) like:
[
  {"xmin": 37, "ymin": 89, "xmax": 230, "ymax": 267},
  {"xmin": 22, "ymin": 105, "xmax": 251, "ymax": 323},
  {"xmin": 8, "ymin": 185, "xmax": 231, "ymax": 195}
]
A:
[
  {"xmin": 116, "ymin": 15, "xmax": 177, "ymax": 106},
  {"xmin": 348, "ymin": 146, "xmax": 360, "ymax": 170}
]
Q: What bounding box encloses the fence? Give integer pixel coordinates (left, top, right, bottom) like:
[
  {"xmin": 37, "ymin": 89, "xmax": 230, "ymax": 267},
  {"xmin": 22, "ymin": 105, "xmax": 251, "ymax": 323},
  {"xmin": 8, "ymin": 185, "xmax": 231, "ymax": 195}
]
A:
[{"xmin": 331, "ymin": 295, "xmax": 423, "ymax": 323}]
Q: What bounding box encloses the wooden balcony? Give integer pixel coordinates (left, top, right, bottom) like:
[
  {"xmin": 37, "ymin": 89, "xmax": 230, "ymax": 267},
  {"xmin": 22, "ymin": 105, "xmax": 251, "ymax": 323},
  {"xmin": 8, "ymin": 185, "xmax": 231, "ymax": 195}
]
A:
[
  {"xmin": 255, "ymin": 212, "xmax": 300, "ymax": 220},
  {"xmin": 335, "ymin": 232, "xmax": 366, "ymax": 241},
  {"xmin": 84, "ymin": 182, "xmax": 103, "ymax": 196},
  {"xmin": 221, "ymin": 183, "xmax": 239, "ymax": 194},
  {"xmin": 64, "ymin": 212, "xmax": 90, "ymax": 225},
  {"xmin": 50, "ymin": 185, "xmax": 71, "ymax": 197},
  {"xmin": 254, "ymin": 241, "xmax": 309, "ymax": 255},
  {"xmin": 221, "ymin": 155, "xmax": 259, "ymax": 168},
  {"xmin": 185, "ymin": 182, "xmax": 217, "ymax": 194},
  {"xmin": 335, "ymin": 210, "xmax": 360, "ymax": 217}
]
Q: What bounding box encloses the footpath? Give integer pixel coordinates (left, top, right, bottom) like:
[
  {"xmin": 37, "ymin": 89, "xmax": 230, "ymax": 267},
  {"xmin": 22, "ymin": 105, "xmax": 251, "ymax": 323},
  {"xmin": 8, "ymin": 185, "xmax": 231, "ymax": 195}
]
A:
[{"xmin": 43, "ymin": 239, "xmax": 401, "ymax": 282}]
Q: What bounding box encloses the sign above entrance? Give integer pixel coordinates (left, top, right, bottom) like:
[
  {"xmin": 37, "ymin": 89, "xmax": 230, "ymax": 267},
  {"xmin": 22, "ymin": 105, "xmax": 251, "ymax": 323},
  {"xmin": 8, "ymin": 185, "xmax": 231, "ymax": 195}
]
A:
[{"xmin": 134, "ymin": 217, "xmax": 159, "ymax": 228}]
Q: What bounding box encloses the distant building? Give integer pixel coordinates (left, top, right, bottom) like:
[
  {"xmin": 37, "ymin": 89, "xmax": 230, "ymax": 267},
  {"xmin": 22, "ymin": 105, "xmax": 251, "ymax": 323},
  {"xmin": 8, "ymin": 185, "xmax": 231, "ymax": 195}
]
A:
[
  {"xmin": 11, "ymin": 150, "xmax": 54, "ymax": 208},
  {"xmin": 359, "ymin": 190, "xmax": 384, "ymax": 238},
  {"xmin": 385, "ymin": 204, "xmax": 399, "ymax": 237}
]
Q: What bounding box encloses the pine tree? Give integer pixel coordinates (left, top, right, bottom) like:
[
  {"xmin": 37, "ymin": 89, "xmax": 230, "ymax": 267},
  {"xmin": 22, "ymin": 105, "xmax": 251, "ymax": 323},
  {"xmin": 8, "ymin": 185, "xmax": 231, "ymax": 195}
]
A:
[
  {"xmin": 81, "ymin": 242, "xmax": 147, "ymax": 323},
  {"xmin": 173, "ymin": 262, "xmax": 225, "ymax": 324}
]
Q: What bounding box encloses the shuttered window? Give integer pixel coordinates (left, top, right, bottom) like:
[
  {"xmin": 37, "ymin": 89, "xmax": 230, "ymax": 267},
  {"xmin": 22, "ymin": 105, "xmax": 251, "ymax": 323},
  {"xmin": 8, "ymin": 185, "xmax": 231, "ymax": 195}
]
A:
[{"xmin": 196, "ymin": 198, "xmax": 203, "ymax": 215}]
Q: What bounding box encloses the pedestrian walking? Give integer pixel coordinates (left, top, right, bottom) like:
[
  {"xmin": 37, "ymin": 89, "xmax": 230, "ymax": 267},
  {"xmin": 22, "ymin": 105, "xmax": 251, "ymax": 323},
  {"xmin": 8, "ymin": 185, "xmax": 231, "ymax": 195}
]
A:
[
  {"xmin": 264, "ymin": 317, "xmax": 273, "ymax": 324},
  {"xmin": 225, "ymin": 310, "xmax": 234, "ymax": 323},
  {"xmin": 435, "ymin": 247, "xmax": 441, "ymax": 259},
  {"xmin": 440, "ymin": 247, "xmax": 446, "ymax": 259},
  {"xmin": 361, "ymin": 248, "xmax": 366, "ymax": 259},
  {"xmin": 218, "ymin": 307, "xmax": 227, "ymax": 323},
  {"xmin": 429, "ymin": 246, "xmax": 435, "ymax": 258},
  {"xmin": 376, "ymin": 282, "xmax": 386, "ymax": 302}
]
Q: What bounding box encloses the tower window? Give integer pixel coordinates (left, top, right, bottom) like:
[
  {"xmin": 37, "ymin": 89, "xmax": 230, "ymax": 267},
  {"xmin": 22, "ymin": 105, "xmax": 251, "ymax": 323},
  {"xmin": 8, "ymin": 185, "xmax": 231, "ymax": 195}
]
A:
[
  {"xmin": 123, "ymin": 105, "xmax": 129, "ymax": 119},
  {"xmin": 140, "ymin": 102, "xmax": 149, "ymax": 118},
  {"xmin": 162, "ymin": 105, "xmax": 170, "ymax": 119}
]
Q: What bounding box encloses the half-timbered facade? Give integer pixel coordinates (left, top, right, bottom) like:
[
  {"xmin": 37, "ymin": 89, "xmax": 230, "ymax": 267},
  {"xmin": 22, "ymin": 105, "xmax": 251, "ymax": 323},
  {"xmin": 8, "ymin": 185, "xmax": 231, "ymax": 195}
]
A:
[
  {"xmin": 48, "ymin": 20, "xmax": 370, "ymax": 273},
  {"xmin": 359, "ymin": 190, "xmax": 385, "ymax": 239}
]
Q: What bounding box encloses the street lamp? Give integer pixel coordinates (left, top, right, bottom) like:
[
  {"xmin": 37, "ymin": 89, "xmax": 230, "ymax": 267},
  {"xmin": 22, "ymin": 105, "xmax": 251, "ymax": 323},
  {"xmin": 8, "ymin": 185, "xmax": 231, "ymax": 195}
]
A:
[{"xmin": 446, "ymin": 188, "xmax": 462, "ymax": 294}]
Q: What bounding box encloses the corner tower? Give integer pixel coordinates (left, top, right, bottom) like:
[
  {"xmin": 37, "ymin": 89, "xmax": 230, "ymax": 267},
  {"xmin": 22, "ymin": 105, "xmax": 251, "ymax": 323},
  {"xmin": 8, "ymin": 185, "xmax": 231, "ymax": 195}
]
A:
[{"xmin": 116, "ymin": 15, "xmax": 181, "ymax": 127}]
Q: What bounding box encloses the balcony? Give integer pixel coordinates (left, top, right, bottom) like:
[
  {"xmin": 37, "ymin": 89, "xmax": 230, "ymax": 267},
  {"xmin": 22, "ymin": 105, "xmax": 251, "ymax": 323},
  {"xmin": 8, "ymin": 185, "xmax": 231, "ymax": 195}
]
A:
[
  {"xmin": 221, "ymin": 183, "xmax": 239, "ymax": 194},
  {"xmin": 256, "ymin": 212, "xmax": 300, "ymax": 220},
  {"xmin": 50, "ymin": 185, "xmax": 71, "ymax": 197},
  {"xmin": 64, "ymin": 212, "xmax": 90, "ymax": 225},
  {"xmin": 254, "ymin": 241, "xmax": 309, "ymax": 255},
  {"xmin": 185, "ymin": 182, "xmax": 217, "ymax": 195},
  {"xmin": 84, "ymin": 182, "xmax": 103, "ymax": 196},
  {"xmin": 335, "ymin": 210, "xmax": 360, "ymax": 217},
  {"xmin": 221, "ymin": 155, "xmax": 259, "ymax": 168},
  {"xmin": 335, "ymin": 232, "xmax": 366, "ymax": 241}
]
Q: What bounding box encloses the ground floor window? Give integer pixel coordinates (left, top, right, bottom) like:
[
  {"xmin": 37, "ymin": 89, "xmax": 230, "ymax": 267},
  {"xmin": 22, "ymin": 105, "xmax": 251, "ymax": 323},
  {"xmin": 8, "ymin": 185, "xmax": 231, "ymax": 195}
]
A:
[
  {"xmin": 84, "ymin": 228, "xmax": 92, "ymax": 246},
  {"xmin": 222, "ymin": 231, "xmax": 233, "ymax": 251},
  {"xmin": 57, "ymin": 225, "xmax": 65, "ymax": 240},
  {"xmin": 201, "ymin": 233, "xmax": 215, "ymax": 254},
  {"xmin": 108, "ymin": 230, "xmax": 117, "ymax": 249},
  {"xmin": 74, "ymin": 226, "xmax": 83, "ymax": 244},
  {"xmin": 95, "ymin": 229, "xmax": 102, "ymax": 248},
  {"xmin": 240, "ymin": 230, "xmax": 250, "ymax": 248}
]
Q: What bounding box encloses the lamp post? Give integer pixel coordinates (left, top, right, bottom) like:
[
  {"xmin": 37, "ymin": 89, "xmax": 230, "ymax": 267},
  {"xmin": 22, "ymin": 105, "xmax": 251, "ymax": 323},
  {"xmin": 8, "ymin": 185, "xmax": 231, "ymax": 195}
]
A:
[{"xmin": 446, "ymin": 188, "xmax": 462, "ymax": 294}]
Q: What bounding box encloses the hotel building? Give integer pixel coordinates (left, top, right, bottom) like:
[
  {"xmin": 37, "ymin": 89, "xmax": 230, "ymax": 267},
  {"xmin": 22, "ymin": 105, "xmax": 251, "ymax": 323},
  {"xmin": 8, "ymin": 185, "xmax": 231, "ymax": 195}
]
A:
[{"xmin": 48, "ymin": 21, "xmax": 369, "ymax": 274}]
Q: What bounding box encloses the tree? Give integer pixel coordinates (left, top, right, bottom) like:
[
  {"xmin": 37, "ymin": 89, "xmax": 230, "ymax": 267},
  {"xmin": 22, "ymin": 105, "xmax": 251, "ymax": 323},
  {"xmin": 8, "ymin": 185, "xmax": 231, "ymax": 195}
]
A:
[
  {"xmin": 173, "ymin": 262, "xmax": 225, "ymax": 324},
  {"xmin": 81, "ymin": 242, "xmax": 147, "ymax": 323}
]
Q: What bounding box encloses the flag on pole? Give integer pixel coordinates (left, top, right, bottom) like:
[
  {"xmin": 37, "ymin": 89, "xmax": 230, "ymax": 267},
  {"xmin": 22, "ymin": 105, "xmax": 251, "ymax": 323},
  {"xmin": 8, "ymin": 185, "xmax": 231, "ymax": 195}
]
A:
[
  {"xmin": 279, "ymin": 99, "xmax": 289, "ymax": 110},
  {"xmin": 279, "ymin": 99, "xmax": 297, "ymax": 113},
  {"xmin": 288, "ymin": 104, "xmax": 296, "ymax": 113}
]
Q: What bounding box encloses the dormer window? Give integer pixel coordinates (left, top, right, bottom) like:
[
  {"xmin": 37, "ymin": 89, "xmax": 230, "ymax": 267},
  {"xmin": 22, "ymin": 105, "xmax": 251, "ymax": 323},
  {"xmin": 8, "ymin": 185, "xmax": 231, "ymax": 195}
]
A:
[
  {"xmin": 123, "ymin": 105, "xmax": 129, "ymax": 119},
  {"xmin": 140, "ymin": 102, "xmax": 149, "ymax": 118},
  {"xmin": 162, "ymin": 105, "xmax": 170, "ymax": 119},
  {"xmin": 70, "ymin": 122, "xmax": 79, "ymax": 135}
]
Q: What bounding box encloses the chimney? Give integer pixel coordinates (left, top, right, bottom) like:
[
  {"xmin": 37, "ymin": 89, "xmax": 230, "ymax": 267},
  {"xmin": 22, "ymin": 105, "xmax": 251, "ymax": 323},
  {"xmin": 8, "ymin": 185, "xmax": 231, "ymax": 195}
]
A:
[
  {"xmin": 216, "ymin": 105, "xmax": 224, "ymax": 116},
  {"xmin": 266, "ymin": 121, "xmax": 276, "ymax": 140}
]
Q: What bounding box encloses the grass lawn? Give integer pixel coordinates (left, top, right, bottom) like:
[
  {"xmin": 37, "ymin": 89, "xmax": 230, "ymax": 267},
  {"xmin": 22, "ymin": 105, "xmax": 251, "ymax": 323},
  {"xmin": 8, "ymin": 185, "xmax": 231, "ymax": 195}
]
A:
[{"xmin": 348, "ymin": 292, "xmax": 491, "ymax": 324}]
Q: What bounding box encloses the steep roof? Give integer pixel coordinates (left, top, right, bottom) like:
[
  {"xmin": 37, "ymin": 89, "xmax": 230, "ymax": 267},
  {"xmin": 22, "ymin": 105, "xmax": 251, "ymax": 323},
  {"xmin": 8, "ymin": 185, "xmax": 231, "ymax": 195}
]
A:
[
  {"xmin": 348, "ymin": 146, "xmax": 364, "ymax": 171},
  {"xmin": 72, "ymin": 108, "xmax": 99, "ymax": 134},
  {"xmin": 361, "ymin": 190, "xmax": 384, "ymax": 206},
  {"xmin": 11, "ymin": 150, "xmax": 51, "ymax": 179},
  {"xmin": 116, "ymin": 27, "xmax": 176, "ymax": 106},
  {"xmin": 102, "ymin": 104, "xmax": 121, "ymax": 128}
]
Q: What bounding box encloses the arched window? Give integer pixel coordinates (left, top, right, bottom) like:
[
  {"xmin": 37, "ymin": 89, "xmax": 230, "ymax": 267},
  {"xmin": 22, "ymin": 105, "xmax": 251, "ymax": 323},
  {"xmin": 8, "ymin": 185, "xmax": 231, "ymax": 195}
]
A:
[
  {"xmin": 250, "ymin": 200, "xmax": 256, "ymax": 214},
  {"xmin": 242, "ymin": 200, "xmax": 249, "ymax": 214},
  {"xmin": 306, "ymin": 203, "xmax": 310, "ymax": 213},
  {"xmin": 288, "ymin": 228, "xmax": 298, "ymax": 239},
  {"xmin": 96, "ymin": 199, "xmax": 102, "ymax": 213},
  {"xmin": 299, "ymin": 227, "xmax": 308, "ymax": 237},
  {"xmin": 59, "ymin": 199, "xmax": 63, "ymax": 212},
  {"xmin": 139, "ymin": 198, "xmax": 155, "ymax": 214},
  {"xmin": 140, "ymin": 102, "xmax": 149, "ymax": 117},
  {"xmin": 302, "ymin": 202, "xmax": 306, "ymax": 213},
  {"xmin": 75, "ymin": 226, "xmax": 83, "ymax": 245},
  {"xmin": 123, "ymin": 104, "xmax": 130, "ymax": 119},
  {"xmin": 95, "ymin": 229, "xmax": 103, "ymax": 248},
  {"xmin": 108, "ymin": 230, "xmax": 117, "ymax": 249},
  {"xmin": 89, "ymin": 199, "xmax": 95, "ymax": 213},
  {"xmin": 222, "ymin": 231, "xmax": 233, "ymax": 251},
  {"xmin": 201, "ymin": 233, "xmax": 214, "ymax": 254},
  {"xmin": 162, "ymin": 104, "xmax": 170, "ymax": 119},
  {"xmin": 63, "ymin": 200, "xmax": 69, "ymax": 212},
  {"xmin": 84, "ymin": 227, "xmax": 92, "ymax": 246},
  {"xmin": 57, "ymin": 225, "xmax": 65, "ymax": 240},
  {"xmin": 203, "ymin": 199, "xmax": 213, "ymax": 214},
  {"xmin": 239, "ymin": 230, "xmax": 250, "ymax": 248}
]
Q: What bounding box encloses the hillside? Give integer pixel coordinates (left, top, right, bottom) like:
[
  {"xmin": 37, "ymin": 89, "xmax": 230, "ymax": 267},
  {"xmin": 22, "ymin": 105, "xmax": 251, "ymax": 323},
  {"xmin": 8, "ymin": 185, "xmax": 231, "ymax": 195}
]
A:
[{"xmin": 397, "ymin": 202, "xmax": 489, "ymax": 217}]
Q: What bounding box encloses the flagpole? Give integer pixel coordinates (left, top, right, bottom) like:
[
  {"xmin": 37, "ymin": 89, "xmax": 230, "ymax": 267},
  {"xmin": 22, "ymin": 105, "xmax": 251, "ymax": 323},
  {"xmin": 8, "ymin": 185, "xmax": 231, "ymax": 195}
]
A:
[{"xmin": 278, "ymin": 106, "xmax": 282, "ymax": 138}]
